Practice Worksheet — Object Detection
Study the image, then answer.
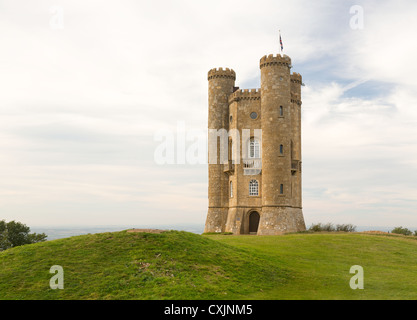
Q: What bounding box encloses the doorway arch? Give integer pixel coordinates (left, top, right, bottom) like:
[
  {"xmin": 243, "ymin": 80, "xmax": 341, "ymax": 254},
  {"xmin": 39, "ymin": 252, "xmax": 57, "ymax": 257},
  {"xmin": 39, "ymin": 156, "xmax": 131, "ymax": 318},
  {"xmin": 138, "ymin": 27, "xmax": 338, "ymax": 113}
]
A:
[{"xmin": 249, "ymin": 211, "xmax": 260, "ymax": 234}]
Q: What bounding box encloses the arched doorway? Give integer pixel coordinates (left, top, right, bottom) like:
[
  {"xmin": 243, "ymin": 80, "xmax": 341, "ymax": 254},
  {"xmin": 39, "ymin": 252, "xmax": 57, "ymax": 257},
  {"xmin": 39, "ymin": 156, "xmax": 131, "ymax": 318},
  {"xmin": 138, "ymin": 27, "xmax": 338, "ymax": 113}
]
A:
[{"xmin": 249, "ymin": 211, "xmax": 260, "ymax": 234}]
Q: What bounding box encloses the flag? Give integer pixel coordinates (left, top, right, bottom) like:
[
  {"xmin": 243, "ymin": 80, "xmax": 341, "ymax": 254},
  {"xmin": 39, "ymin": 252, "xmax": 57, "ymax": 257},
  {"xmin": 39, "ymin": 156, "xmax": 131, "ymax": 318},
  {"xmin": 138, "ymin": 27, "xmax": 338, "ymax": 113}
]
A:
[{"xmin": 279, "ymin": 31, "xmax": 283, "ymax": 51}]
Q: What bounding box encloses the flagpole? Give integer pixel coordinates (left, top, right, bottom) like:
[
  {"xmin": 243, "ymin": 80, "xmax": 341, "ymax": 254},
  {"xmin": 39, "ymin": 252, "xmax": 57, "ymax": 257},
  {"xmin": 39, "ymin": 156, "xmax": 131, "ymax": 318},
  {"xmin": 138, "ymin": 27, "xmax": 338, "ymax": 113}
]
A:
[
  {"xmin": 278, "ymin": 29, "xmax": 281, "ymax": 55},
  {"xmin": 279, "ymin": 29, "xmax": 283, "ymax": 56}
]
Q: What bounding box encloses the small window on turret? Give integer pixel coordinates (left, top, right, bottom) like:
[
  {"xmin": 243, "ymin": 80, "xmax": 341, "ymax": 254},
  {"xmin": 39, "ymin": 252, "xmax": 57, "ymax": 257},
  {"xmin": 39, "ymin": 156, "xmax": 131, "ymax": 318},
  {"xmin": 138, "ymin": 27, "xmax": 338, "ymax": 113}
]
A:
[
  {"xmin": 279, "ymin": 106, "xmax": 283, "ymax": 117},
  {"xmin": 280, "ymin": 184, "xmax": 284, "ymax": 194},
  {"xmin": 280, "ymin": 144, "xmax": 284, "ymax": 155}
]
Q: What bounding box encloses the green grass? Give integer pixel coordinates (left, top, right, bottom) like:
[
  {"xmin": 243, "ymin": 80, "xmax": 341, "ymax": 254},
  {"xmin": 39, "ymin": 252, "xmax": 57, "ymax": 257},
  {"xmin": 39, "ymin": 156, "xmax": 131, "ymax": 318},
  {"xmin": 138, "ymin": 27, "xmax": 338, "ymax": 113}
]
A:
[
  {"xmin": 0, "ymin": 230, "xmax": 284, "ymax": 300},
  {"xmin": 209, "ymin": 232, "xmax": 417, "ymax": 299},
  {"xmin": 1, "ymin": 230, "xmax": 417, "ymax": 299}
]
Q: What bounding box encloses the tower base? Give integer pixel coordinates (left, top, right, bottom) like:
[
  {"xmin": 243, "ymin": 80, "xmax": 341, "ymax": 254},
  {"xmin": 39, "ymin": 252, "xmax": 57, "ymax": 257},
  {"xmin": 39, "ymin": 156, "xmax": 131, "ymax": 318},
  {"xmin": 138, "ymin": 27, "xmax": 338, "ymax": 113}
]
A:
[
  {"xmin": 204, "ymin": 208, "xmax": 228, "ymax": 233},
  {"xmin": 257, "ymin": 207, "xmax": 306, "ymax": 235}
]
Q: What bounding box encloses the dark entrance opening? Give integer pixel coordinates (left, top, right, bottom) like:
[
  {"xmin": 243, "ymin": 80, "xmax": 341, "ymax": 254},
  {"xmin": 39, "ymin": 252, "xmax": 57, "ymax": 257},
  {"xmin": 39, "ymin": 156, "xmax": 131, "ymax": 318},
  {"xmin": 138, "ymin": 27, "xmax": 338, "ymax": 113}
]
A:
[{"xmin": 249, "ymin": 211, "xmax": 260, "ymax": 234}]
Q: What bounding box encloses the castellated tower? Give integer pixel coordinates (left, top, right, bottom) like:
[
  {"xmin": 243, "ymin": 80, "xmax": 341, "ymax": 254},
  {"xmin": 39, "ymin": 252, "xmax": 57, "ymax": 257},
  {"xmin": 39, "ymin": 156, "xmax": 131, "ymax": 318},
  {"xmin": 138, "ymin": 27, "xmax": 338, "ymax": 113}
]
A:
[
  {"xmin": 204, "ymin": 54, "xmax": 306, "ymax": 235},
  {"xmin": 205, "ymin": 68, "xmax": 236, "ymax": 233}
]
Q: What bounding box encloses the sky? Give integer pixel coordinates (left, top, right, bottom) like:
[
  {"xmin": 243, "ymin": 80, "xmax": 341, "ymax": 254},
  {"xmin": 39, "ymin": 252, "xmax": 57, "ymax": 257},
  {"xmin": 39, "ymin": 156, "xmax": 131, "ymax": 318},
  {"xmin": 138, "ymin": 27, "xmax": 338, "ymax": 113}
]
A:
[{"xmin": 0, "ymin": 0, "xmax": 416, "ymax": 229}]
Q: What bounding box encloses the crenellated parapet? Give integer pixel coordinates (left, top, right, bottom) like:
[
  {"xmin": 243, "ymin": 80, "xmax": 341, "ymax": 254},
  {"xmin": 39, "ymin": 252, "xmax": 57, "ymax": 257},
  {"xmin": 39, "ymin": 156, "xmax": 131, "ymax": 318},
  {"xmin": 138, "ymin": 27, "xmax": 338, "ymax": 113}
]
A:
[
  {"xmin": 290, "ymin": 72, "xmax": 302, "ymax": 84},
  {"xmin": 208, "ymin": 67, "xmax": 236, "ymax": 81},
  {"xmin": 228, "ymin": 88, "xmax": 261, "ymax": 103},
  {"xmin": 259, "ymin": 54, "xmax": 292, "ymax": 69}
]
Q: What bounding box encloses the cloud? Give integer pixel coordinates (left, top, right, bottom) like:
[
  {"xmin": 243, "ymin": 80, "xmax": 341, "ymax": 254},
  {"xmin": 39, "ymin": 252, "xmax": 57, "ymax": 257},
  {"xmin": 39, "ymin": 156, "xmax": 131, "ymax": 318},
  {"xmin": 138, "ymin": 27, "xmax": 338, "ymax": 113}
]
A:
[
  {"xmin": 302, "ymin": 79, "xmax": 417, "ymax": 227},
  {"xmin": 0, "ymin": 0, "xmax": 416, "ymax": 228}
]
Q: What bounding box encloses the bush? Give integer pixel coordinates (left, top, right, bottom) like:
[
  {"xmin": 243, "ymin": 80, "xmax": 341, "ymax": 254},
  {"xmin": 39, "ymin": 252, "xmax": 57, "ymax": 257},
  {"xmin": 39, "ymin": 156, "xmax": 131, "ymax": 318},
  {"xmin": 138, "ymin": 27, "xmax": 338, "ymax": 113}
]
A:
[
  {"xmin": 308, "ymin": 223, "xmax": 335, "ymax": 232},
  {"xmin": 391, "ymin": 226, "xmax": 412, "ymax": 236},
  {"xmin": 308, "ymin": 223, "xmax": 356, "ymax": 233},
  {"xmin": 336, "ymin": 224, "xmax": 357, "ymax": 232}
]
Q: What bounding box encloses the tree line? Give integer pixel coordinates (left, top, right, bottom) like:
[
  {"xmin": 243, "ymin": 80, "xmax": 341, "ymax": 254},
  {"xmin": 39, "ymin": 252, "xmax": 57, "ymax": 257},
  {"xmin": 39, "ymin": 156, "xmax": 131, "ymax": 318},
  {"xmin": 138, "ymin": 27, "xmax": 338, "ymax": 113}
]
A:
[{"xmin": 0, "ymin": 220, "xmax": 47, "ymax": 251}]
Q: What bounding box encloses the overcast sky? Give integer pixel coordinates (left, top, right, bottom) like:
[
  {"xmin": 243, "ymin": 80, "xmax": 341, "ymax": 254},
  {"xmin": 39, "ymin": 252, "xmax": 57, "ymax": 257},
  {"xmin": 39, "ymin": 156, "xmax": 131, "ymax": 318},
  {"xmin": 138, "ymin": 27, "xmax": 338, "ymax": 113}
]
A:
[{"xmin": 0, "ymin": 0, "xmax": 416, "ymax": 229}]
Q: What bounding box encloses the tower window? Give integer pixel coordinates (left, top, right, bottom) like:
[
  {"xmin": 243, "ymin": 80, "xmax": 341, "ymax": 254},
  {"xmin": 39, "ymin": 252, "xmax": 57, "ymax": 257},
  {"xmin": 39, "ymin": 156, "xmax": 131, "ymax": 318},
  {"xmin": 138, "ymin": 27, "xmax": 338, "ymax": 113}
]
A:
[
  {"xmin": 230, "ymin": 181, "xmax": 233, "ymax": 198},
  {"xmin": 280, "ymin": 184, "xmax": 284, "ymax": 194},
  {"xmin": 249, "ymin": 138, "xmax": 260, "ymax": 158},
  {"xmin": 250, "ymin": 112, "xmax": 258, "ymax": 120},
  {"xmin": 230, "ymin": 115, "xmax": 233, "ymax": 123},
  {"xmin": 249, "ymin": 180, "xmax": 259, "ymax": 196},
  {"xmin": 280, "ymin": 144, "xmax": 284, "ymax": 155},
  {"xmin": 279, "ymin": 106, "xmax": 283, "ymax": 117}
]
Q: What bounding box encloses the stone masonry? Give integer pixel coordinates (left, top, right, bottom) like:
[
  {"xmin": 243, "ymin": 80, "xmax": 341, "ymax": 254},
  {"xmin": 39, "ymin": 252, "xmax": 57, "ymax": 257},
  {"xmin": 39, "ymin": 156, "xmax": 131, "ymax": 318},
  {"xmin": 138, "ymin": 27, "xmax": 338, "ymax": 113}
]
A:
[{"xmin": 204, "ymin": 53, "xmax": 306, "ymax": 235}]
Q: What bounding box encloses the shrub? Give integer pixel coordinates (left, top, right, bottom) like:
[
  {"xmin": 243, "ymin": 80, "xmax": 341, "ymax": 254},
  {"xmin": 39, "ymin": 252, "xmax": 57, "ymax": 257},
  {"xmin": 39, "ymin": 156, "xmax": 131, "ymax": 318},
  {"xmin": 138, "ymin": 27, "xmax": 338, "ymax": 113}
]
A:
[
  {"xmin": 391, "ymin": 226, "xmax": 412, "ymax": 236},
  {"xmin": 336, "ymin": 224, "xmax": 356, "ymax": 232},
  {"xmin": 308, "ymin": 223, "xmax": 356, "ymax": 233},
  {"xmin": 308, "ymin": 223, "xmax": 335, "ymax": 232}
]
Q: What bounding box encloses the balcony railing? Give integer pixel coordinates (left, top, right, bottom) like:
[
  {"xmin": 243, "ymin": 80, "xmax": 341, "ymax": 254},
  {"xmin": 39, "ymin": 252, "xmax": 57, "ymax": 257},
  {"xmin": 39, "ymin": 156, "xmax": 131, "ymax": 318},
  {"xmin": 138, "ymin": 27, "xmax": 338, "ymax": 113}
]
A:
[
  {"xmin": 243, "ymin": 158, "xmax": 261, "ymax": 175},
  {"xmin": 243, "ymin": 158, "xmax": 262, "ymax": 169}
]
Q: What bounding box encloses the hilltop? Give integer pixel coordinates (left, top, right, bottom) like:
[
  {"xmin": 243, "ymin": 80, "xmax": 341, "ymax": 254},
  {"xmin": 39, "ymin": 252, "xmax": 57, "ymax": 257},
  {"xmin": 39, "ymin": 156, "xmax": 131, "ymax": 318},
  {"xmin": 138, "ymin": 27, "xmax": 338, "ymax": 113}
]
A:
[
  {"xmin": 0, "ymin": 230, "xmax": 282, "ymax": 299},
  {"xmin": 1, "ymin": 230, "xmax": 417, "ymax": 299}
]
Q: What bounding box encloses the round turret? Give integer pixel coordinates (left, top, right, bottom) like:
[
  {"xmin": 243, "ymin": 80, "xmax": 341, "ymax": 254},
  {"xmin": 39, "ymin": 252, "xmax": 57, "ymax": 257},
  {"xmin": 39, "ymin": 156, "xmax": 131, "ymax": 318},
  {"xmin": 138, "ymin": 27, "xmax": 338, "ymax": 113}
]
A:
[
  {"xmin": 259, "ymin": 54, "xmax": 292, "ymax": 69},
  {"xmin": 205, "ymin": 67, "xmax": 236, "ymax": 233},
  {"xmin": 207, "ymin": 67, "xmax": 236, "ymax": 81},
  {"xmin": 291, "ymin": 72, "xmax": 302, "ymax": 96},
  {"xmin": 259, "ymin": 54, "xmax": 292, "ymax": 207}
]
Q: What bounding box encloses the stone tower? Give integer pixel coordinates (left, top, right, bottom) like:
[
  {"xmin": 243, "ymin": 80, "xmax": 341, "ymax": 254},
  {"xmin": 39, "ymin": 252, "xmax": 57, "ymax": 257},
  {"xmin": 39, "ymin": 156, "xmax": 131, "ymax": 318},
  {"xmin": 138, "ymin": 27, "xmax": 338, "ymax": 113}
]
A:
[{"xmin": 204, "ymin": 53, "xmax": 306, "ymax": 235}]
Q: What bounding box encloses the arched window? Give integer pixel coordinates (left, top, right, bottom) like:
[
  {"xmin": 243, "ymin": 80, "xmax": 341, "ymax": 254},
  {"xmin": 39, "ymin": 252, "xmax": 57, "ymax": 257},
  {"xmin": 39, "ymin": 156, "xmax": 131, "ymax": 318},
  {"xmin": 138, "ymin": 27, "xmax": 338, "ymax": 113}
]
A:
[
  {"xmin": 249, "ymin": 180, "xmax": 259, "ymax": 196},
  {"xmin": 280, "ymin": 184, "xmax": 284, "ymax": 194},
  {"xmin": 230, "ymin": 181, "xmax": 233, "ymax": 198},
  {"xmin": 249, "ymin": 138, "xmax": 260, "ymax": 159}
]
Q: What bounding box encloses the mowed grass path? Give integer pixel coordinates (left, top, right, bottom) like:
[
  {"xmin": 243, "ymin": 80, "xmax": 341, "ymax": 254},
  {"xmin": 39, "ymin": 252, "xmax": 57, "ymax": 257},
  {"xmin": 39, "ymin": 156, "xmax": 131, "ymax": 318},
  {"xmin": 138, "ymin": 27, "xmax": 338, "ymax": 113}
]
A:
[
  {"xmin": 1, "ymin": 230, "xmax": 417, "ymax": 299},
  {"xmin": 207, "ymin": 233, "xmax": 417, "ymax": 299}
]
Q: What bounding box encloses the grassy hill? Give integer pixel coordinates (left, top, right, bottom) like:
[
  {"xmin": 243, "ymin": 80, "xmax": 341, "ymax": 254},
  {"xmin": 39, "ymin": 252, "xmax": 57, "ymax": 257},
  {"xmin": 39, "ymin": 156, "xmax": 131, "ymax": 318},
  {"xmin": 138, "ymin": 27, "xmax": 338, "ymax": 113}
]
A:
[{"xmin": 1, "ymin": 230, "xmax": 417, "ymax": 299}]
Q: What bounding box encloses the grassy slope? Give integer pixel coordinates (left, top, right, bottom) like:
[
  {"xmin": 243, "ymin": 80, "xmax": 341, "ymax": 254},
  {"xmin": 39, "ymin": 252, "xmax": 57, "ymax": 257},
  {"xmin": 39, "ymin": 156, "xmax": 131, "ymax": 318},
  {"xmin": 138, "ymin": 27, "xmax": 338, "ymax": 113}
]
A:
[
  {"xmin": 1, "ymin": 230, "xmax": 417, "ymax": 300},
  {"xmin": 210, "ymin": 232, "xmax": 417, "ymax": 299},
  {"xmin": 0, "ymin": 230, "xmax": 284, "ymax": 300}
]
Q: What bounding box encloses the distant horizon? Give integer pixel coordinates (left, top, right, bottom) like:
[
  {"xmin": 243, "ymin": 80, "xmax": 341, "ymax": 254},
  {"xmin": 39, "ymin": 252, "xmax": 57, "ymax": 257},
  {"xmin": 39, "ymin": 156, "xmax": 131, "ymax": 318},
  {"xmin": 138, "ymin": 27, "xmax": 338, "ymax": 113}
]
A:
[
  {"xmin": 29, "ymin": 222, "xmax": 417, "ymax": 230},
  {"xmin": 29, "ymin": 223, "xmax": 417, "ymax": 241}
]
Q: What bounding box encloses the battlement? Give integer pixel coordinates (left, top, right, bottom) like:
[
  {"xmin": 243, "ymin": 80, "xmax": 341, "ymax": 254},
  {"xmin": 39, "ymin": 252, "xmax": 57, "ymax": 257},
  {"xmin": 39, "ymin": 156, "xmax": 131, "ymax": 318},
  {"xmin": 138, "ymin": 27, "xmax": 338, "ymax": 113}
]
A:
[
  {"xmin": 260, "ymin": 54, "xmax": 292, "ymax": 69},
  {"xmin": 208, "ymin": 67, "xmax": 236, "ymax": 81},
  {"xmin": 228, "ymin": 88, "xmax": 261, "ymax": 103},
  {"xmin": 291, "ymin": 72, "xmax": 302, "ymax": 84}
]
